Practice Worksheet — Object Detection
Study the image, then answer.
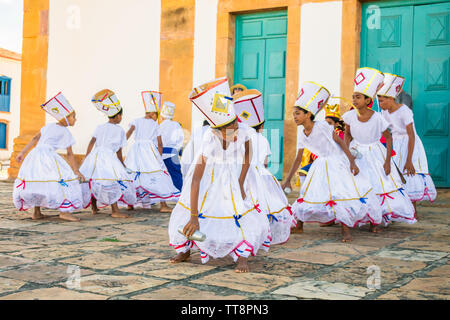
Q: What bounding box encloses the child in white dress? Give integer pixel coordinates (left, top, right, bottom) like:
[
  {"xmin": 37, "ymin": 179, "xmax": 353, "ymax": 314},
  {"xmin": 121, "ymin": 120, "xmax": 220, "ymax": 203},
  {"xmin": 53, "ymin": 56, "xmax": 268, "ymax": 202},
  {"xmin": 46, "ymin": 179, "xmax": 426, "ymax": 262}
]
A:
[
  {"xmin": 233, "ymin": 89, "xmax": 296, "ymax": 245},
  {"xmin": 13, "ymin": 93, "xmax": 84, "ymax": 222},
  {"xmin": 378, "ymin": 73, "xmax": 437, "ymax": 217},
  {"xmin": 344, "ymin": 68, "xmax": 416, "ymax": 226},
  {"xmin": 282, "ymin": 82, "xmax": 382, "ymax": 242},
  {"xmin": 125, "ymin": 92, "xmax": 180, "ymax": 212},
  {"xmin": 180, "ymin": 120, "xmax": 210, "ymax": 176},
  {"xmin": 80, "ymin": 89, "xmax": 136, "ymax": 218},
  {"xmin": 168, "ymin": 78, "xmax": 271, "ymax": 273}
]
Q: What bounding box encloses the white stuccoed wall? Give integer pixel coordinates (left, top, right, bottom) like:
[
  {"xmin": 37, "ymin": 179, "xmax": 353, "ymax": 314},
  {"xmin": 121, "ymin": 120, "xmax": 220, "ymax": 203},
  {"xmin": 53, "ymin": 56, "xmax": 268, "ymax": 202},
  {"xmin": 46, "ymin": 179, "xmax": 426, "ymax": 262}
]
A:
[
  {"xmin": 191, "ymin": 0, "xmax": 218, "ymax": 132},
  {"xmin": 298, "ymin": 1, "xmax": 342, "ymax": 121},
  {"xmin": 46, "ymin": 0, "xmax": 161, "ymax": 154}
]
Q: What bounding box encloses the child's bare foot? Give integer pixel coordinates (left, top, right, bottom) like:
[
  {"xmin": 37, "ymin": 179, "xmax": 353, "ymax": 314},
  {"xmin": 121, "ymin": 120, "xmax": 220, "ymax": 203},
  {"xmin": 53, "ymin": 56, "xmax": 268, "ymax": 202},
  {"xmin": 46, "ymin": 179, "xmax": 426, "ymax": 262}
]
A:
[
  {"xmin": 291, "ymin": 221, "xmax": 303, "ymax": 234},
  {"xmin": 170, "ymin": 250, "xmax": 190, "ymax": 264},
  {"xmin": 369, "ymin": 223, "xmax": 382, "ymax": 233},
  {"xmin": 127, "ymin": 205, "xmax": 134, "ymax": 211},
  {"xmin": 235, "ymin": 257, "xmax": 250, "ymax": 273},
  {"xmin": 91, "ymin": 199, "xmax": 100, "ymax": 215},
  {"xmin": 59, "ymin": 212, "xmax": 81, "ymax": 222},
  {"xmin": 160, "ymin": 202, "xmax": 172, "ymax": 213},
  {"xmin": 111, "ymin": 203, "xmax": 130, "ymax": 218},
  {"xmin": 341, "ymin": 225, "xmax": 353, "ymax": 242},
  {"xmin": 32, "ymin": 207, "xmax": 48, "ymax": 220}
]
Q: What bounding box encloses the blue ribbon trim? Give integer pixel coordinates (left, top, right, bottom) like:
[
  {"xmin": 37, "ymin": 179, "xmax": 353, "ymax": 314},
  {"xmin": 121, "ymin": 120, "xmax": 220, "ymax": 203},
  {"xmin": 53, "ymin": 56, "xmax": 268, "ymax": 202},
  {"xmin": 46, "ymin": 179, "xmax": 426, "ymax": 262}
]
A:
[
  {"xmin": 58, "ymin": 179, "xmax": 68, "ymax": 187},
  {"xmin": 267, "ymin": 214, "xmax": 278, "ymax": 222},
  {"xmin": 359, "ymin": 197, "xmax": 368, "ymax": 204},
  {"xmin": 233, "ymin": 214, "xmax": 242, "ymax": 228},
  {"xmin": 117, "ymin": 180, "xmax": 128, "ymax": 189}
]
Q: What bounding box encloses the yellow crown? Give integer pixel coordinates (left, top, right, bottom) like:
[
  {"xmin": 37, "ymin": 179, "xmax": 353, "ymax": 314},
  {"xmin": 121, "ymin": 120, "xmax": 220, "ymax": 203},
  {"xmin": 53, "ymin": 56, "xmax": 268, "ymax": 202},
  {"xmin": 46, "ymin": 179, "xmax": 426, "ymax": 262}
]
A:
[{"xmin": 325, "ymin": 104, "xmax": 341, "ymax": 119}]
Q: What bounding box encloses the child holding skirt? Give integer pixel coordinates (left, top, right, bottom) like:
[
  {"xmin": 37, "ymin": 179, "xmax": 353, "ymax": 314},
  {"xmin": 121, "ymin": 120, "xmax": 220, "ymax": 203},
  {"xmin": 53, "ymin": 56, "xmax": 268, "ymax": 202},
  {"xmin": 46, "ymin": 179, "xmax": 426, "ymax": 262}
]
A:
[
  {"xmin": 343, "ymin": 68, "xmax": 415, "ymax": 226},
  {"xmin": 80, "ymin": 89, "xmax": 136, "ymax": 218},
  {"xmin": 13, "ymin": 92, "xmax": 84, "ymax": 222},
  {"xmin": 125, "ymin": 92, "xmax": 180, "ymax": 211},
  {"xmin": 282, "ymin": 82, "xmax": 382, "ymax": 242},
  {"xmin": 168, "ymin": 77, "xmax": 271, "ymax": 273},
  {"xmin": 378, "ymin": 73, "xmax": 437, "ymax": 216}
]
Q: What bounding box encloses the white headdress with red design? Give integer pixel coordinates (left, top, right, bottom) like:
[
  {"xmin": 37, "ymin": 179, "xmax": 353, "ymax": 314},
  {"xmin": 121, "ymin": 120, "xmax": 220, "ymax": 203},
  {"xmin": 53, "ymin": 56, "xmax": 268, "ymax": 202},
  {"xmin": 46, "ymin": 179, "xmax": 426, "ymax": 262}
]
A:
[
  {"xmin": 92, "ymin": 89, "xmax": 122, "ymax": 117},
  {"xmin": 232, "ymin": 89, "xmax": 264, "ymax": 127},
  {"xmin": 41, "ymin": 92, "xmax": 75, "ymax": 121},
  {"xmin": 377, "ymin": 73, "xmax": 405, "ymax": 98},
  {"xmin": 189, "ymin": 77, "xmax": 236, "ymax": 128},
  {"xmin": 141, "ymin": 91, "xmax": 162, "ymax": 114},
  {"xmin": 353, "ymin": 67, "xmax": 385, "ymax": 99},
  {"xmin": 294, "ymin": 81, "xmax": 331, "ymax": 116}
]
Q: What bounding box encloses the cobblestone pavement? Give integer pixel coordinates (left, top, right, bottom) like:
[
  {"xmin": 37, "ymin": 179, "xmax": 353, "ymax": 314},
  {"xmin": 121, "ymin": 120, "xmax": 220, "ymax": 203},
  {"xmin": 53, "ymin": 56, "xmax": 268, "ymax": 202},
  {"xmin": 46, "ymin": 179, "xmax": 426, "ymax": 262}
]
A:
[{"xmin": 0, "ymin": 181, "xmax": 448, "ymax": 300}]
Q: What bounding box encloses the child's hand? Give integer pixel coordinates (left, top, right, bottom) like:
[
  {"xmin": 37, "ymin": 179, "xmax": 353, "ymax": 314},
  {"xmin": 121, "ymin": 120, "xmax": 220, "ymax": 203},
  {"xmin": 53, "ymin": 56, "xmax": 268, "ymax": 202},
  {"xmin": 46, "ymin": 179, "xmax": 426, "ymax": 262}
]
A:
[
  {"xmin": 183, "ymin": 216, "xmax": 200, "ymax": 238},
  {"xmin": 404, "ymin": 160, "xmax": 416, "ymax": 176},
  {"xmin": 281, "ymin": 180, "xmax": 291, "ymax": 191},
  {"xmin": 239, "ymin": 182, "xmax": 246, "ymax": 200},
  {"xmin": 76, "ymin": 171, "xmax": 86, "ymax": 183},
  {"xmin": 350, "ymin": 161, "xmax": 359, "ymax": 176},
  {"xmin": 16, "ymin": 153, "xmax": 24, "ymax": 163},
  {"xmin": 383, "ymin": 160, "xmax": 391, "ymax": 176}
]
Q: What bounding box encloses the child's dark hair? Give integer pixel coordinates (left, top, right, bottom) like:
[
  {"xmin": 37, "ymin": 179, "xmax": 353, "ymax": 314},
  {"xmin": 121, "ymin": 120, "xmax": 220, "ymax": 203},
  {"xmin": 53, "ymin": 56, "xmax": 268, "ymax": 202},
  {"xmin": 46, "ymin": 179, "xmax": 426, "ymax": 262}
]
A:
[
  {"xmin": 252, "ymin": 120, "xmax": 265, "ymax": 132},
  {"xmin": 297, "ymin": 107, "xmax": 315, "ymax": 121},
  {"xmin": 326, "ymin": 116, "xmax": 345, "ymax": 131},
  {"xmin": 202, "ymin": 120, "xmax": 210, "ymax": 126},
  {"xmin": 108, "ymin": 108, "xmax": 123, "ymax": 119},
  {"xmin": 214, "ymin": 118, "xmax": 237, "ymax": 131}
]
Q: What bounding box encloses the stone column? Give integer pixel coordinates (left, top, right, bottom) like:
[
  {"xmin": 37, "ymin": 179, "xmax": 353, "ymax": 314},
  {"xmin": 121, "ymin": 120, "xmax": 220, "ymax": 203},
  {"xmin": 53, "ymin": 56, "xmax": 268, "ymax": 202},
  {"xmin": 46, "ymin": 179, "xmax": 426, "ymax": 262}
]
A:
[{"xmin": 8, "ymin": 0, "xmax": 49, "ymax": 179}]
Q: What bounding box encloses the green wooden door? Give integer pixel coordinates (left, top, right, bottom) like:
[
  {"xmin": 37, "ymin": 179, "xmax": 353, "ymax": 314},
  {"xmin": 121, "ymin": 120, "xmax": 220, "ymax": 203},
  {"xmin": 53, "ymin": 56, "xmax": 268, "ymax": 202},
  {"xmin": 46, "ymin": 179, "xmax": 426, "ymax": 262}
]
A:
[
  {"xmin": 361, "ymin": 1, "xmax": 450, "ymax": 187},
  {"xmin": 235, "ymin": 11, "xmax": 287, "ymax": 179}
]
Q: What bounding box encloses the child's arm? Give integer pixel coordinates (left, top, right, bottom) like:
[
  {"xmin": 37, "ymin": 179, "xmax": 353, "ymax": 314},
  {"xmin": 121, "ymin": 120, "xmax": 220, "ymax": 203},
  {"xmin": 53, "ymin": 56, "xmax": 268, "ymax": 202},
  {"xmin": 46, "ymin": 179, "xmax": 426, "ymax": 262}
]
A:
[
  {"xmin": 126, "ymin": 125, "xmax": 135, "ymax": 140},
  {"xmin": 238, "ymin": 140, "xmax": 251, "ymax": 199},
  {"xmin": 281, "ymin": 148, "xmax": 303, "ymax": 190},
  {"xmin": 66, "ymin": 146, "xmax": 85, "ymax": 182},
  {"xmin": 157, "ymin": 136, "xmax": 163, "ymax": 155},
  {"xmin": 382, "ymin": 129, "xmax": 393, "ymax": 176},
  {"xmin": 183, "ymin": 155, "xmax": 207, "ymax": 237},
  {"xmin": 264, "ymin": 156, "xmax": 269, "ymax": 168},
  {"xmin": 344, "ymin": 124, "xmax": 353, "ymax": 147},
  {"xmin": 16, "ymin": 132, "xmax": 41, "ymax": 163},
  {"xmin": 404, "ymin": 123, "xmax": 416, "ymax": 176},
  {"xmin": 116, "ymin": 148, "xmax": 125, "ymax": 167},
  {"xmin": 333, "ymin": 132, "xmax": 359, "ymax": 176},
  {"xmin": 85, "ymin": 137, "xmax": 96, "ymax": 157}
]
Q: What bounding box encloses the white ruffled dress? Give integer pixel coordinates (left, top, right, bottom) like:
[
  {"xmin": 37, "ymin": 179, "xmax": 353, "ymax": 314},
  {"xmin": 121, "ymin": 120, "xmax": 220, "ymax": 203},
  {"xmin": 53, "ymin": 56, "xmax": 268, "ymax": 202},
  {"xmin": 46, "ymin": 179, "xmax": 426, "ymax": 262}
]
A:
[
  {"xmin": 79, "ymin": 123, "xmax": 136, "ymax": 208},
  {"xmin": 342, "ymin": 110, "xmax": 416, "ymax": 224},
  {"xmin": 246, "ymin": 129, "xmax": 296, "ymax": 245},
  {"xmin": 168, "ymin": 126, "xmax": 272, "ymax": 264},
  {"xmin": 291, "ymin": 121, "xmax": 382, "ymax": 227},
  {"xmin": 13, "ymin": 123, "xmax": 83, "ymax": 212},
  {"xmin": 125, "ymin": 118, "xmax": 180, "ymax": 207},
  {"xmin": 381, "ymin": 105, "xmax": 437, "ymax": 203}
]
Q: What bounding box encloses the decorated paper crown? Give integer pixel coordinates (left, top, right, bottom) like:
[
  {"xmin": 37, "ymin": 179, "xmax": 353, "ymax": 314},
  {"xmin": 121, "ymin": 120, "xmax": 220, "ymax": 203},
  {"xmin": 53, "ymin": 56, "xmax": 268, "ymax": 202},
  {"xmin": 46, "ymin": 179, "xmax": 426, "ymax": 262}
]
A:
[
  {"xmin": 230, "ymin": 83, "xmax": 247, "ymax": 93},
  {"xmin": 294, "ymin": 81, "xmax": 331, "ymax": 116},
  {"xmin": 92, "ymin": 89, "xmax": 122, "ymax": 117},
  {"xmin": 377, "ymin": 73, "xmax": 405, "ymax": 98},
  {"xmin": 232, "ymin": 89, "xmax": 264, "ymax": 127},
  {"xmin": 353, "ymin": 67, "xmax": 385, "ymax": 99},
  {"xmin": 189, "ymin": 77, "xmax": 236, "ymax": 128},
  {"xmin": 41, "ymin": 92, "xmax": 75, "ymax": 122},
  {"xmin": 161, "ymin": 101, "xmax": 175, "ymax": 119},
  {"xmin": 141, "ymin": 91, "xmax": 162, "ymax": 114},
  {"xmin": 325, "ymin": 104, "xmax": 341, "ymax": 119}
]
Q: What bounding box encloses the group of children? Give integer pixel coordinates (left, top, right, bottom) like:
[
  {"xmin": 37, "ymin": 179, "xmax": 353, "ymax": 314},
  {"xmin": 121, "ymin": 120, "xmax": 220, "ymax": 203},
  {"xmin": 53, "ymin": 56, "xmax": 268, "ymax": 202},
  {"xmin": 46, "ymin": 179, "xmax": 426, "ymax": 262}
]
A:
[{"xmin": 12, "ymin": 67, "xmax": 437, "ymax": 273}]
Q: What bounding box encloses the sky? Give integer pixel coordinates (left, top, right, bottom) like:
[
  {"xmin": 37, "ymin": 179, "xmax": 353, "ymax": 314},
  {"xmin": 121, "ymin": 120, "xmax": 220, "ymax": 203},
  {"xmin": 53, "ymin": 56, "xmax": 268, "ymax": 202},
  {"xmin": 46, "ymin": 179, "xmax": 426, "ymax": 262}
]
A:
[{"xmin": 0, "ymin": 0, "xmax": 23, "ymax": 53}]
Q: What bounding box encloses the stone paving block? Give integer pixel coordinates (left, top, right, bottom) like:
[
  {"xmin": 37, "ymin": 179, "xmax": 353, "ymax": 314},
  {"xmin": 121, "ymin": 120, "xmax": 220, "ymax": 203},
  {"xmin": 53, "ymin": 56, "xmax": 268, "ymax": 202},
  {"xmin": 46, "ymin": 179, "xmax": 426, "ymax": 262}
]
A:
[
  {"xmin": 375, "ymin": 248, "xmax": 448, "ymax": 262},
  {"xmin": 249, "ymin": 257, "xmax": 323, "ymax": 278},
  {"xmin": 190, "ymin": 270, "xmax": 292, "ymax": 294},
  {"xmin": 60, "ymin": 252, "xmax": 149, "ymax": 270},
  {"xmin": 395, "ymin": 240, "xmax": 450, "ymax": 252},
  {"xmin": 0, "ymin": 277, "xmax": 27, "ymax": 294},
  {"xmin": 0, "ymin": 219, "xmax": 43, "ymax": 230},
  {"xmin": 346, "ymin": 256, "xmax": 427, "ymax": 274},
  {"xmin": 377, "ymin": 289, "xmax": 450, "ymax": 300},
  {"xmin": 272, "ymin": 249, "xmax": 351, "ymax": 265},
  {"xmin": 400, "ymin": 277, "xmax": 450, "ymax": 295},
  {"xmin": 0, "ymin": 287, "xmax": 107, "ymax": 300},
  {"xmin": 272, "ymin": 279, "xmax": 371, "ymax": 300},
  {"xmin": 119, "ymin": 259, "xmax": 216, "ymax": 280},
  {"xmin": 66, "ymin": 274, "xmax": 167, "ymax": 296},
  {"xmin": 10, "ymin": 246, "xmax": 85, "ymax": 262},
  {"xmin": 0, "ymin": 241, "xmax": 41, "ymax": 253},
  {"xmin": 131, "ymin": 284, "xmax": 247, "ymax": 300},
  {"xmin": 0, "ymin": 262, "xmax": 94, "ymax": 284},
  {"xmin": 303, "ymin": 242, "xmax": 379, "ymax": 256},
  {"xmin": 0, "ymin": 254, "xmax": 34, "ymax": 268},
  {"xmin": 62, "ymin": 239, "xmax": 134, "ymax": 253},
  {"xmin": 24, "ymin": 223, "xmax": 84, "ymax": 234},
  {"xmin": 427, "ymin": 263, "xmax": 450, "ymax": 277}
]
